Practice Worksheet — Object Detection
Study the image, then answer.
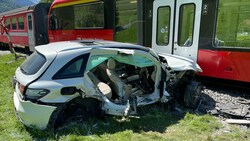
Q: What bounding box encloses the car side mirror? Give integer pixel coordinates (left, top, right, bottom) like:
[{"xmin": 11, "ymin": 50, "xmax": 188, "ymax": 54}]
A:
[{"xmin": 61, "ymin": 87, "xmax": 77, "ymax": 95}]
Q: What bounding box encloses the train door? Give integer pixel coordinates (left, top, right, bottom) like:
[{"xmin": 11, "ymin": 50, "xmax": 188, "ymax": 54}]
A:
[
  {"xmin": 27, "ymin": 13, "xmax": 35, "ymax": 51},
  {"xmin": 152, "ymin": 0, "xmax": 202, "ymax": 62}
]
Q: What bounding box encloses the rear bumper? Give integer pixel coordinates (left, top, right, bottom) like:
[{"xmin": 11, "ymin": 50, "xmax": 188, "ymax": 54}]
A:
[{"xmin": 13, "ymin": 91, "xmax": 57, "ymax": 130}]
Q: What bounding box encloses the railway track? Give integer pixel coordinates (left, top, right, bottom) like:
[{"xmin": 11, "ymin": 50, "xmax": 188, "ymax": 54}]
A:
[{"xmin": 197, "ymin": 82, "xmax": 250, "ymax": 121}]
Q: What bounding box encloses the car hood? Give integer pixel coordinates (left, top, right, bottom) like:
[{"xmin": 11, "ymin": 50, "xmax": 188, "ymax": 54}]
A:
[{"xmin": 158, "ymin": 53, "xmax": 202, "ymax": 72}]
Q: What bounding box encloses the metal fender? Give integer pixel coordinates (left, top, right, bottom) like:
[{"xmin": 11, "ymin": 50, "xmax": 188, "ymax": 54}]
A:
[{"xmin": 158, "ymin": 53, "xmax": 202, "ymax": 72}]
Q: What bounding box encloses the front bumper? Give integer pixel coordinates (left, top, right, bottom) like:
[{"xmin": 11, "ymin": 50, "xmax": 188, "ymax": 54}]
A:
[{"xmin": 13, "ymin": 91, "xmax": 57, "ymax": 130}]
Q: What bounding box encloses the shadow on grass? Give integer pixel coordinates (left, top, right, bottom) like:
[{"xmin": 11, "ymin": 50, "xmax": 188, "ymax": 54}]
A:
[
  {"xmin": 24, "ymin": 103, "xmax": 186, "ymax": 140},
  {"xmin": 94, "ymin": 103, "xmax": 184, "ymax": 134},
  {"xmin": 25, "ymin": 93, "xmax": 217, "ymax": 140}
]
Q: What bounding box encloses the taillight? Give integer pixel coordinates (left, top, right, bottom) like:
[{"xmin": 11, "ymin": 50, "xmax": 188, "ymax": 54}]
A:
[
  {"xmin": 18, "ymin": 82, "xmax": 50, "ymax": 100},
  {"xmin": 19, "ymin": 83, "xmax": 25, "ymax": 95},
  {"xmin": 25, "ymin": 88, "xmax": 50, "ymax": 100}
]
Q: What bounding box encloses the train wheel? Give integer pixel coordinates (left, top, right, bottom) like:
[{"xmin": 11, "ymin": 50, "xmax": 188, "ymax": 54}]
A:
[{"xmin": 183, "ymin": 81, "xmax": 202, "ymax": 109}]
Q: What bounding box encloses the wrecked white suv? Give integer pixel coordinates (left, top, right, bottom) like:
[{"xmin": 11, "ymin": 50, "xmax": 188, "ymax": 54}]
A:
[{"xmin": 13, "ymin": 40, "xmax": 202, "ymax": 130}]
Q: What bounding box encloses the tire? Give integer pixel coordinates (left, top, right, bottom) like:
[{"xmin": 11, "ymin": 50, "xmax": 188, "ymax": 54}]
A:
[
  {"xmin": 54, "ymin": 98, "xmax": 102, "ymax": 129},
  {"xmin": 183, "ymin": 81, "xmax": 202, "ymax": 108}
]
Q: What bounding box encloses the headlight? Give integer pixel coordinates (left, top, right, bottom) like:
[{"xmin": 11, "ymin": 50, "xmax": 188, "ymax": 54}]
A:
[{"xmin": 25, "ymin": 88, "xmax": 50, "ymax": 100}]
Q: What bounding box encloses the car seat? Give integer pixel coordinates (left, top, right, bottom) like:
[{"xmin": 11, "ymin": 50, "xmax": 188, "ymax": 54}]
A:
[
  {"xmin": 87, "ymin": 71, "xmax": 112, "ymax": 99},
  {"xmin": 106, "ymin": 58, "xmax": 131, "ymax": 98}
]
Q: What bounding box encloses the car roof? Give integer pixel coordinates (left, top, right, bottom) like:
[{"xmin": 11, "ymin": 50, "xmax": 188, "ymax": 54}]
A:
[{"xmin": 35, "ymin": 40, "xmax": 149, "ymax": 56}]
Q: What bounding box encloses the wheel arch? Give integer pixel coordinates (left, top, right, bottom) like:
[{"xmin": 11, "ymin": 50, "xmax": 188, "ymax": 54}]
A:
[{"xmin": 47, "ymin": 96, "xmax": 102, "ymax": 129}]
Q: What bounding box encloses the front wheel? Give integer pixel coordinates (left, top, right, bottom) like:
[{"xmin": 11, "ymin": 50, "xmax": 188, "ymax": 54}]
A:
[{"xmin": 183, "ymin": 81, "xmax": 202, "ymax": 109}]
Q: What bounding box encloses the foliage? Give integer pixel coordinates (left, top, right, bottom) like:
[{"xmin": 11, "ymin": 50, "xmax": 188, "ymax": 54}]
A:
[{"xmin": 0, "ymin": 0, "xmax": 40, "ymax": 13}]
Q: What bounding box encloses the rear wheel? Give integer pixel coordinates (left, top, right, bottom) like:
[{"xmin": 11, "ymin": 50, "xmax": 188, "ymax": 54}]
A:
[{"xmin": 54, "ymin": 98, "xmax": 102, "ymax": 129}]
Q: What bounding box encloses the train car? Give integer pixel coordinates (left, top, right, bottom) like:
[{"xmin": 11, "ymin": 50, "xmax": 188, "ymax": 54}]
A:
[
  {"xmin": 1, "ymin": 0, "xmax": 249, "ymax": 84},
  {"xmin": 106, "ymin": 0, "xmax": 250, "ymax": 84},
  {"xmin": 48, "ymin": 0, "xmax": 115, "ymax": 42},
  {"xmin": 149, "ymin": 0, "xmax": 250, "ymax": 83},
  {"xmin": 0, "ymin": 3, "xmax": 51, "ymax": 51}
]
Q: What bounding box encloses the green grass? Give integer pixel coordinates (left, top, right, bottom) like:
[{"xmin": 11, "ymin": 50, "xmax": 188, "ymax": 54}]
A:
[{"xmin": 0, "ymin": 54, "xmax": 250, "ymax": 141}]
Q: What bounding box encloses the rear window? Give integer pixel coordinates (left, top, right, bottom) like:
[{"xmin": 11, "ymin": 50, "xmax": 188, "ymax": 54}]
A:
[{"xmin": 20, "ymin": 52, "xmax": 46, "ymax": 75}]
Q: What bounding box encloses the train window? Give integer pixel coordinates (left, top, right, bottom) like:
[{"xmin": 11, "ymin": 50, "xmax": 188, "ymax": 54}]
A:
[
  {"xmin": 28, "ymin": 15, "xmax": 32, "ymax": 30},
  {"xmin": 178, "ymin": 4, "xmax": 195, "ymax": 47},
  {"xmin": 215, "ymin": 0, "xmax": 250, "ymax": 48},
  {"xmin": 11, "ymin": 18, "xmax": 17, "ymax": 30},
  {"xmin": 6, "ymin": 19, "xmax": 11, "ymax": 30},
  {"xmin": 18, "ymin": 17, "xmax": 24, "ymax": 30},
  {"xmin": 115, "ymin": 0, "xmax": 138, "ymax": 43},
  {"xmin": 50, "ymin": 2, "xmax": 104, "ymax": 30},
  {"xmin": 157, "ymin": 6, "xmax": 170, "ymax": 46},
  {"xmin": 74, "ymin": 2, "xmax": 104, "ymax": 29},
  {"xmin": 49, "ymin": 9, "xmax": 61, "ymax": 30}
]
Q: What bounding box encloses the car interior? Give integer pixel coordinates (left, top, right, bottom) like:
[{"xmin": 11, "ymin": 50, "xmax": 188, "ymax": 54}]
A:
[{"xmin": 87, "ymin": 57, "xmax": 157, "ymax": 103}]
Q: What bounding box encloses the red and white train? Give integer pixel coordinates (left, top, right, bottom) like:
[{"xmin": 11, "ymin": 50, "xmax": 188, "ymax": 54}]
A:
[
  {"xmin": 1, "ymin": 0, "xmax": 250, "ymax": 84},
  {"xmin": 0, "ymin": 0, "xmax": 115, "ymax": 51},
  {"xmin": 0, "ymin": 3, "xmax": 51, "ymax": 51},
  {"xmin": 150, "ymin": 0, "xmax": 250, "ymax": 83}
]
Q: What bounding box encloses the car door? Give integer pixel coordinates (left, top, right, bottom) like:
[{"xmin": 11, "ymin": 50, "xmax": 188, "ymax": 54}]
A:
[{"xmin": 27, "ymin": 13, "xmax": 35, "ymax": 51}]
